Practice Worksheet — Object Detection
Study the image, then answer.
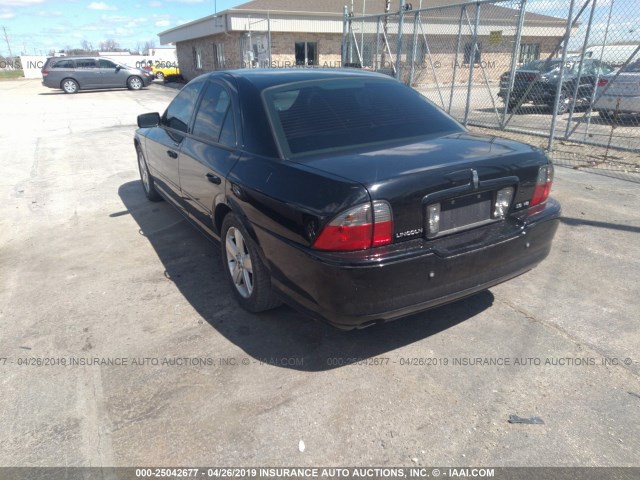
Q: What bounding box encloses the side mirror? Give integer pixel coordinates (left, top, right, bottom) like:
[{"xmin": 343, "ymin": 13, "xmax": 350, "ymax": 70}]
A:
[
  {"xmin": 115, "ymin": 65, "xmax": 122, "ymax": 72},
  {"xmin": 137, "ymin": 112, "xmax": 160, "ymax": 128}
]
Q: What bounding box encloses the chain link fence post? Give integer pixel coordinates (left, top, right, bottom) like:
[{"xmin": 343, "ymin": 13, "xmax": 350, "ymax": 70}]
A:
[
  {"xmin": 396, "ymin": 0, "xmax": 406, "ymax": 81},
  {"xmin": 463, "ymin": 2, "xmax": 481, "ymax": 126},
  {"xmin": 548, "ymin": 0, "xmax": 576, "ymax": 151},
  {"xmin": 501, "ymin": 0, "xmax": 527, "ymax": 129},
  {"xmin": 448, "ymin": 7, "xmax": 466, "ymax": 114},
  {"xmin": 341, "ymin": 6, "xmax": 348, "ymax": 66}
]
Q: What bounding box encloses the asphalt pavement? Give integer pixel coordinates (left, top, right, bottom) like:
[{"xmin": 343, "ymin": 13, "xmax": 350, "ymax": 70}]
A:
[{"xmin": 0, "ymin": 79, "xmax": 638, "ymax": 467}]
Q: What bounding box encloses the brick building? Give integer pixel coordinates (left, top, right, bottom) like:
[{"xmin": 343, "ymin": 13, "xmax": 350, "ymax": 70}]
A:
[{"xmin": 158, "ymin": 0, "xmax": 568, "ymax": 83}]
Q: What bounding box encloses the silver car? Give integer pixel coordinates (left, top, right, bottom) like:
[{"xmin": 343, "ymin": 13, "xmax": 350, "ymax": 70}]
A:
[
  {"xmin": 593, "ymin": 60, "xmax": 640, "ymax": 119},
  {"xmin": 41, "ymin": 56, "xmax": 154, "ymax": 94}
]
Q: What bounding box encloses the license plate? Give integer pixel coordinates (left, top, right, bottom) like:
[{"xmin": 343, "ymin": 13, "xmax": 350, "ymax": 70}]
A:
[{"xmin": 426, "ymin": 191, "xmax": 494, "ymax": 239}]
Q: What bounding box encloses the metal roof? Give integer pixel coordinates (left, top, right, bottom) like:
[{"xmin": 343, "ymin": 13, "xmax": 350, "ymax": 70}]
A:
[{"xmin": 159, "ymin": 0, "xmax": 567, "ymax": 45}]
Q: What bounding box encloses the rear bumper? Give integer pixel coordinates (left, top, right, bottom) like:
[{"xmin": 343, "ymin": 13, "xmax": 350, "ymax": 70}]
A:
[
  {"xmin": 594, "ymin": 94, "xmax": 640, "ymax": 114},
  {"xmin": 258, "ymin": 199, "xmax": 561, "ymax": 329}
]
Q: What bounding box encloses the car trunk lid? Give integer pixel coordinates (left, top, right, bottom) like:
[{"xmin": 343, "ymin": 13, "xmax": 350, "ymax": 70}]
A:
[
  {"xmin": 601, "ymin": 73, "xmax": 640, "ymax": 96},
  {"xmin": 298, "ymin": 132, "xmax": 549, "ymax": 245}
]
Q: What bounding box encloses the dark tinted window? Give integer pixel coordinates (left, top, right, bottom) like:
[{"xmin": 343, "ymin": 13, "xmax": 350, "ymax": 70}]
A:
[
  {"xmin": 162, "ymin": 81, "xmax": 204, "ymax": 134},
  {"xmin": 264, "ymin": 78, "xmax": 463, "ymax": 157},
  {"xmin": 76, "ymin": 59, "xmax": 97, "ymax": 68},
  {"xmin": 622, "ymin": 60, "xmax": 640, "ymax": 73},
  {"xmin": 520, "ymin": 59, "xmax": 560, "ymax": 72},
  {"xmin": 192, "ymin": 82, "xmax": 234, "ymax": 145},
  {"xmin": 98, "ymin": 59, "xmax": 117, "ymax": 69},
  {"xmin": 219, "ymin": 109, "xmax": 235, "ymax": 147},
  {"xmin": 52, "ymin": 59, "xmax": 74, "ymax": 69}
]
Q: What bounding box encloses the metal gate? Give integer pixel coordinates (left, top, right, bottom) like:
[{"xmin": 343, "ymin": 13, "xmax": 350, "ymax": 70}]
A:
[{"xmin": 342, "ymin": 0, "xmax": 640, "ymax": 180}]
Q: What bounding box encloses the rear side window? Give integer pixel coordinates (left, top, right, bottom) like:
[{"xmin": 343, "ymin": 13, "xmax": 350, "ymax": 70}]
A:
[
  {"xmin": 263, "ymin": 78, "xmax": 463, "ymax": 158},
  {"xmin": 192, "ymin": 82, "xmax": 234, "ymax": 146},
  {"xmin": 76, "ymin": 59, "xmax": 97, "ymax": 68},
  {"xmin": 162, "ymin": 81, "xmax": 204, "ymax": 134},
  {"xmin": 52, "ymin": 59, "xmax": 74, "ymax": 69}
]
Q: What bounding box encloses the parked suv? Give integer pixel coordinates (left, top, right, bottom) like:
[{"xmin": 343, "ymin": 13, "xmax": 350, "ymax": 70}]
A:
[
  {"xmin": 41, "ymin": 56, "xmax": 154, "ymax": 94},
  {"xmin": 498, "ymin": 58, "xmax": 614, "ymax": 113}
]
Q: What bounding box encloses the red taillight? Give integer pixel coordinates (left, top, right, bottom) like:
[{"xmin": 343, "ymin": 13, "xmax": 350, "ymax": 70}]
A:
[
  {"xmin": 312, "ymin": 201, "xmax": 393, "ymax": 252},
  {"xmin": 597, "ymin": 78, "xmax": 609, "ymax": 88},
  {"xmin": 530, "ymin": 164, "xmax": 554, "ymax": 207},
  {"xmin": 41, "ymin": 70, "xmax": 49, "ymax": 76}
]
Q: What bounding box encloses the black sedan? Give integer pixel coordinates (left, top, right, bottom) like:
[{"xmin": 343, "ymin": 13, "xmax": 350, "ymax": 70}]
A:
[
  {"xmin": 498, "ymin": 58, "xmax": 613, "ymax": 113},
  {"xmin": 134, "ymin": 69, "xmax": 560, "ymax": 329}
]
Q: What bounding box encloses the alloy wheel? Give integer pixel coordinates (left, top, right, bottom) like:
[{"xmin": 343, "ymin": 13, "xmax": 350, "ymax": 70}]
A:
[{"xmin": 225, "ymin": 227, "xmax": 253, "ymax": 299}]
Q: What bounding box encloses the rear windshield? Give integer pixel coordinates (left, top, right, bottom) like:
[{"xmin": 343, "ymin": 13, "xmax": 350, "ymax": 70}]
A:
[
  {"xmin": 262, "ymin": 78, "xmax": 463, "ymax": 158},
  {"xmin": 520, "ymin": 60, "xmax": 563, "ymax": 72}
]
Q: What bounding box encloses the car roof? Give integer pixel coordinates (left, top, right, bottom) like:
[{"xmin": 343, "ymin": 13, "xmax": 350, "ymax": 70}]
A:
[
  {"xmin": 199, "ymin": 68, "xmax": 397, "ymax": 91},
  {"xmin": 46, "ymin": 56, "xmax": 120, "ymax": 61}
]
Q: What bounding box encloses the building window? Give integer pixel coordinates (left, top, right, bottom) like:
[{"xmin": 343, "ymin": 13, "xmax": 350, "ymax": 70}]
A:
[
  {"xmin": 464, "ymin": 42, "xmax": 481, "ymax": 65},
  {"xmin": 213, "ymin": 43, "xmax": 225, "ymax": 70},
  {"xmin": 295, "ymin": 42, "xmax": 318, "ymax": 66},
  {"xmin": 193, "ymin": 47, "xmax": 203, "ymax": 69},
  {"xmin": 519, "ymin": 43, "xmax": 540, "ymax": 64}
]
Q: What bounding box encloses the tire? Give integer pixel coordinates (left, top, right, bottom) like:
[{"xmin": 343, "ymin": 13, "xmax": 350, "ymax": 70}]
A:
[
  {"xmin": 221, "ymin": 213, "xmax": 281, "ymax": 313},
  {"xmin": 128, "ymin": 76, "xmax": 144, "ymax": 90},
  {"xmin": 136, "ymin": 146, "xmax": 162, "ymax": 202},
  {"xmin": 155, "ymin": 72, "xmax": 164, "ymax": 80},
  {"xmin": 61, "ymin": 78, "xmax": 79, "ymax": 94}
]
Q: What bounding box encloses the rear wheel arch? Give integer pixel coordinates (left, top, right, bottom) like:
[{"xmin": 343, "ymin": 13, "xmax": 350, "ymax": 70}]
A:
[
  {"xmin": 216, "ymin": 199, "xmax": 271, "ymax": 267},
  {"xmin": 214, "ymin": 203, "xmax": 232, "ymax": 235},
  {"xmin": 219, "ymin": 200, "xmax": 261, "ymax": 247}
]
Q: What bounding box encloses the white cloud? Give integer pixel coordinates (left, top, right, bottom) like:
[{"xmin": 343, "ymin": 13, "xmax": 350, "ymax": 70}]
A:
[
  {"xmin": 87, "ymin": 2, "xmax": 117, "ymax": 10},
  {"xmin": 155, "ymin": 20, "xmax": 170, "ymax": 27},
  {"xmin": 100, "ymin": 14, "xmax": 131, "ymax": 22},
  {"xmin": 35, "ymin": 10, "xmax": 63, "ymax": 17},
  {"xmin": 149, "ymin": 1, "xmax": 163, "ymax": 6},
  {"xmin": 0, "ymin": 11, "xmax": 16, "ymax": 19},
  {"xmin": 1, "ymin": 0, "xmax": 43, "ymax": 6}
]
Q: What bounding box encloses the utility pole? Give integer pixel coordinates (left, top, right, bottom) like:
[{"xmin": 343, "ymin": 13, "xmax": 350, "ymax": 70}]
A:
[
  {"xmin": 2, "ymin": 26, "xmax": 15, "ymax": 60},
  {"xmin": 381, "ymin": 0, "xmax": 391, "ymax": 69}
]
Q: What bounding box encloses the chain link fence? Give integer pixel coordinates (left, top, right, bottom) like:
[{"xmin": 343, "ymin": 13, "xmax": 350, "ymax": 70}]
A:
[{"xmin": 342, "ymin": 0, "xmax": 640, "ymax": 181}]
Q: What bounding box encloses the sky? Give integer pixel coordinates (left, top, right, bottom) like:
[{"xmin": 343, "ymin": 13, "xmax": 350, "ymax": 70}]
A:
[{"xmin": 0, "ymin": 0, "xmax": 247, "ymax": 56}]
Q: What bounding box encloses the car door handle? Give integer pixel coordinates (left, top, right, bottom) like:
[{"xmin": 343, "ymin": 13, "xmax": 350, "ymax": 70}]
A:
[
  {"xmin": 206, "ymin": 173, "xmax": 221, "ymax": 185},
  {"xmin": 166, "ymin": 150, "xmax": 178, "ymax": 159}
]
